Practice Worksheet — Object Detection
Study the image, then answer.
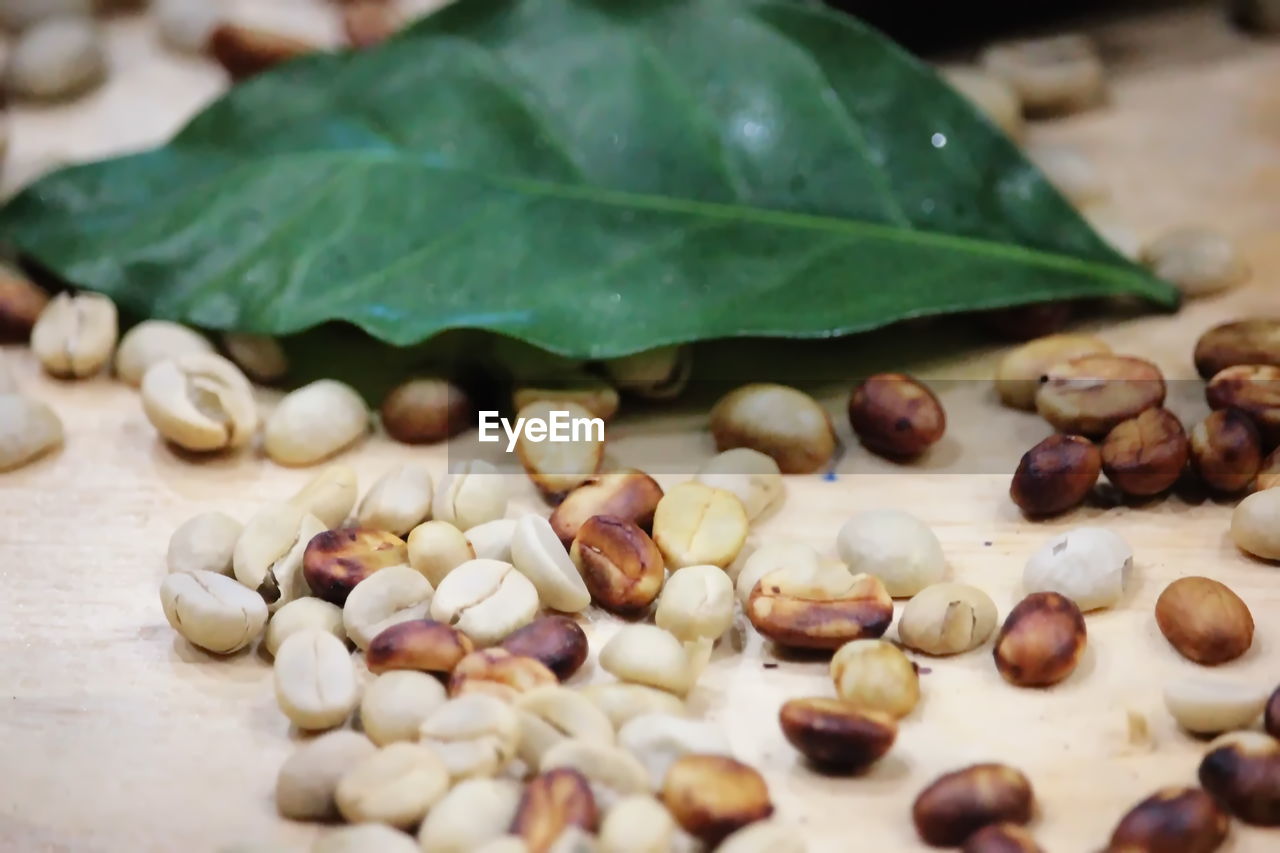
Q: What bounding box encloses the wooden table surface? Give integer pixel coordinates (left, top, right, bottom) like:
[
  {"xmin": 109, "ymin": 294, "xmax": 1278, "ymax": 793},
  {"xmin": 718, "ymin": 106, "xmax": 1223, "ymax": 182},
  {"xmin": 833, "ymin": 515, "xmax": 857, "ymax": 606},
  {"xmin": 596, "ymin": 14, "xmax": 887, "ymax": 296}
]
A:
[{"xmin": 3, "ymin": 3, "xmax": 1280, "ymax": 852}]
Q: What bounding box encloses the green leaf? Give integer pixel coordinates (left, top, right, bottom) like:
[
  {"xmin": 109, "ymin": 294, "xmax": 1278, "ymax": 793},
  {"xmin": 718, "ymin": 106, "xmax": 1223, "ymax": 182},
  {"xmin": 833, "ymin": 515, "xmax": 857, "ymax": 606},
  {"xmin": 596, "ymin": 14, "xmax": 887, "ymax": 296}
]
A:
[{"xmin": 0, "ymin": 0, "xmax": 1177, "ymax": 359}]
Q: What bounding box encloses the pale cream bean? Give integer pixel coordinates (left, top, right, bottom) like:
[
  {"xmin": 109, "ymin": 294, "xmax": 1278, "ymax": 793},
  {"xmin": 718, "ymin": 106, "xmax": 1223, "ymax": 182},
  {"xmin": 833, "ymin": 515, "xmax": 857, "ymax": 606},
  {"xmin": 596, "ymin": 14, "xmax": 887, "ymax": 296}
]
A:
[
  {"xmin": 981, "ymin": 33, "xmax": 1105, "ymax": 115},
  {"xmin": 830, "ymin": 639, "xmax": 920, "ymax": 718},
  {"xmin": 155, "ymin": 0, "xmax": 222, "ymax": 54},
  {"xmin": 514, "ymin": 685, "xmax": 616, "ymax": 769},
  {"xmin": 515, "ymin": 400, "xmax": 605, "ymax": 496},
  {"xmin": 418, "ymin": 693, "xmax": 520, "ymax": 780},
  {"xmin": 617, "ymin": 713, "xmax": 731, "ymax": 789},
  {"xmin": 159, "ymin": 569, "xmax": 267, "ymax": 654},
  {"xmin": 232, "ymin": 503, "xmax": 326, "ymax": 612},
  {"xmin": 599, "ymin": 625, "xmax": 695, "ymax": 697},
  {"xmin": 994, "ymin": 334, "xmax": 1112, "ymax": 411},
  {"xmin": 709, "ymin": 383, "xmax": 836, "ymax": 474},
  {"xmin": 356, "ymin": 464, "xmax": 434, "ymax": 536},
  {"xmin": 276, "ymin": 730, "xmax": 376, "ymax": 821},
  {"xmin": 265, "ymin": 379, "xmax": 368, "ymax": 466},
  {"xmin": 430, "ymin": 558, "xmax": 540, "ymax": 646},
  {"xmin": 717, "ymin": 819, "xmax": 806, "ymax": 853},
  {"xmin": 434, "ymin": 459, "xmax": 509, "ymax": 530},
  {"xmin": 652, "ymin": 482, "xmax": 748, "ymax": 570},
  {"xmin": 599, "ymin": 795, "xmax": 677, "ymax": 853},
  {"xmin": 734, "ymin": 541, "xmax": 823, "ymax": 604},
  {"xmin": 417, "ymin": 778, "xmax": 523, "ymax": 853},
  {"xmin": 580, "ymin": 683, "xmax": 686, "ymax": 730},
  {"xmin": 114, "ymin": 320, "xmax": 212, "ymax": 386},
  {"xmin": 222, "ymin": 332, "xmax": 288, "ymax": 382},
  {"xmin": 359, "ymin": 671, "xmax": 447, "ymax": 746},
  {"xmin": 407, "ymin": 520, "xmax": 475, "ymax": 586},
  {"xmin": 654, "ymin": 564, "xmax": 734, "ymax": 642},
  {"xmin": 335, "ymin": 742, "xmax": 450, "ymax": 829},
  {"xmin": 1163, "ymin": 677, "xmax": 1268, "ymax": 735},
  {"xmin": 602, "ymin": 345, "xmax": 691, "ymax": 399},
  {"xmin": 695, "ymin": 449, "xmax": 784, "ymax": 521},
  {"xmin": 166, "ymin": 511, "xmax": 241, "ymax": 576},
  {"xmin": 510, "ymin": 514, "xmax": 591, "ymax": 612},
  {"xmin": 467, "ymin": 518, "xmax": 518, "ymax": 562},
  {"xmin": 897, "ymin": 583, "xmax": 997, "ymax": 656},
  {"xmin": 1142, "ymin": 227, "xmax": 1249, "ymax": 298},
  {"xmin": 836, "ymin": 510, "xmax": 945, "ymax": 598},
  {"xmin": 1022, "ymin": 526, "xmax": 1131, "ymax": 611},
  {"xmin": 141, "ymin": 353, "xmax": 258, "ymax": 452},
  {"xmin": 0, "ymin": 393, "xmax": 63, "ymax": 472},
  {"xmin": 1231, "ymin": 488, "xmax": 1280, "ymax": 559},
  {"xmin": 30, "ymin": 291, "xmax": 117, "ymax": 378},
  {"xmin": 513, "ymin": 376, "xmax": 619, "ymax": 422},
  {"xmin": 5, "ymin": 17, "xmax": 107, "ymax": 102},
  {"xmin": 540, "ymin": 739, "xmax": 649, "ymax": 811},
  {"xmin": 314, "ymin": 825, "xmax": 419, "ymax": 853},
  {"xmin": 274, "ymin": 629, "xmax": 360, "ymax": 730},
  {"xmin": 1026, "ymin": 143, "xmax": 1108, "ymax": 207},
  {"xmin": 264, "ymin": 597, "xmax": 345, "ymax": 657},
  {"xmin": 343, "ymin": 565, "xmax": 434, "ymax": 650},
  {"xmin": 941, "ymin": 66, "xmax": 1023, "ymax": 140},
  {"xmin": 288, "ymin": 464, "xmax": 358, "ymax": 530}
]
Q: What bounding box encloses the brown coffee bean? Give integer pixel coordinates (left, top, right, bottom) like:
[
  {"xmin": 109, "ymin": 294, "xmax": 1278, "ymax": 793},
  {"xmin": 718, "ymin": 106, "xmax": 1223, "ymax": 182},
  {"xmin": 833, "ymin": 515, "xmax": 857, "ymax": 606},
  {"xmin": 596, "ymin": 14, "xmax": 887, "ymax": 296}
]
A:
[
  {"xmin": 1267, "ymin": 686, "xmax": 1280, "ymax": 739},
  {"xmin": 847, "ymin": 373, "xmax": 946, "ymax": 459},
  {"xmin": 661, "ymin": 754, "xmax": 774, "ymax": 845},
  {"xmin": 1195, "ymin": 319, "xmax": 1280, "ymax": 379},
  {"xmin": 549, "ymin": 469, "xmax": 663, "ymax": 548},
  {"xmin": 912, "ymin": 763, "xmax": 1034, "ymax": 847},
  {"xmin": 0, "ymin": 269, "xmax": 49, "ymax": 340},
  {"xmin": 500, "ymin": 616, "xmax": 589, "ymax": 681},
  {"xmin": 209, "ymin": 23, "xmax": 314, "ymax": 81},
  {"xmin": 1198, "ymin": 732, "xmax": 1280, "ymax": 826},
  {"xmin": 993, "ymin": 592, "xmax": 1086, "ymax": 687},
  {"xmin": 746, "ymin": 567, "xmax": 893, "ymax": 651},
  {"xmin": 302, "ymin": 527, "xmax": 408, "ymax": 606},
  {"xmin": 962, "ymin": 823, "xmax": 1043, "ymax": 853},
  {"xmin": 1206, "ymin": 365, "xmax": 1280, "ymax": 445},
  {"xmin": 379, "ymin": 378, "xmax": 471, "ymax": 444},
  {"xmin": 569, "ymin": 515, "xmax": 665, "ymax": 614},
  {"xmin": 1155, "ymin": 577, "xmax": 1253, "ymax": 665},
  {"xmin": 366, "ymin": 620, "xmax": 475, "ymax": 676},
  {"xmin": 778, "ymin": 697, "xmax": 897, "ymax": 772},
  {"xmin": 1257, "ymin": 446, "xmax": 1280, "ymax": 490},
  {"xmin": 977, "ymin": 301, "xmax": 1074, "ymax": 341},
  {"xmin": 1101, "ymin": 408, "xmax": 1189, "ymax": 496},
  {"xmin": 510, "ymin": 767, "xmax": 598, "ymax": 853},
  {"xmin": 1036, "ymin": 354, "xmax": 1165, "ymax": 437},
  {"xmin": 1107, "ymin": 786, "xmax": 1229, "ymax": 853},
  {"xmin": 1009, "ymin": 434, "xmax": 1101, "ymax": 517},
  {"xmin": 448, "ymin": 649, "xmax": 558, "ymax": 702},
  {"xmin": 1191, "ymin": 409, "xmax": 1262, "ymax": 493}
]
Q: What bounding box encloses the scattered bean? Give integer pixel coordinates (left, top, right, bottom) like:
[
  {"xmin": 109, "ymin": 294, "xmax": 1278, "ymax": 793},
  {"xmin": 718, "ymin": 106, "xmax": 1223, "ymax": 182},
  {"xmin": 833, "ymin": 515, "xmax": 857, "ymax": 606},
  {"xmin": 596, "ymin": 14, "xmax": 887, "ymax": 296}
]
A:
[
  {"xmin": 275, "ymin": 730, "xmax": 376, "ymax": 821},
  {"xmin": 0, "ymin": 394, "xmax": 63, "ymax": 471},
  {"xmin": 661, "ymin": 754, "xmax": 773, "ymax": 845},
  {"xmin": 221, "ymin": 333, "xmax": 288, "ymax": 382},
  {"xmin": 434, "ymin": 459, "xmax": 509, "ymax": 530},
  {"xmin": 980, "ymin": 34, "xmax": 1105, "ymax": 115},
  {"xmin": 619, "ymin": 712, "xmax": 731, "ymax": 789},
  {"xmin": 1036, "ymin": 354, "xmax": 1165, "ymax": 437},
  {"xmin": 430, "ymin": 558, "xmax": 540, "ymax": 646},
  {"xmin": 408, "ymin": 519, "xmax": 475, "ymax": 585},
  {"xmin": 1206, "ymin": 364, "xmax": 1280, "ymax": 444},
  {"xmin": 599, "ymin": 625, "xmax": 697, "ymax": 697},
  {"xmin": 355, "ymin": 464, "xmax": 433, "ymax": 536},
  {"xmin": 511, "ymin": 514, "xmax": 591, "ymax": 612},
  {"xmin": 514, "ymin": 378, "xmax": 619, "ymax": 422},
  {"xmin": 501, "ymin": 615, "xmax": 590, "ymax": 681},
  {"xmin": 1198, "ymin": 731, "xmax": 1280, "ymax": 825},
  {"xmin": 995, "ymin": 334, "xmax": 1111, "ymax": 410},
  {"xmin": 709, "ymin": 383, "xmax": 836, "ymax": 474},
  {"xmin": 898, "ymin": 582, "xmax": 998, "ymax": 655},
  {"xmin": 5, "ymin": 17, "xmax": 107, "ymax": 101},
  {"xmin": 515, "ymin": 400, "xmax": 605, "ymax": 496},
  {"xmin": 836, "ymin": 509, "xmax": 945, "ymax": 598},
  {"xmin": 1101, "ymin": 408, "xmax": 1188, "ymax": 496},
  {"xmin": 746, "ymin": 566, "xmax": 893, "ymax": 650},
  {"xmin": 1155, "ymin": 576, "xmax": 1253, "ymax": 665},
  {"xmin": 273, "ymin": 628, "xmax": 360, "ymax": 730},
  {"xmin": 598, "ymin": 794, "xmax": 677, "ymax": 853},
  {"xmin": 550, "ymin": 469, "xmax": 663, "ymax": 548},
  {"xmin": 1106, "ymin": 786, "xmax": 1229, "ymax": 853},
  {"xmin": 1142, "ymin": 227, "xmax": 1248, "ymax": 298},
  {"xmin": 541, "ymin": 739, "xmax": 650, "ymax": 810},
  {"xmin": 114, "ymin": 321, "xmax": 212, "ymax": 386},
  {"xmin": 0, "ymin": 267, "xmax": 48, "ymax": 340},
  {"xmin": 365, "ymin": 618, "xmax": 473, "ymax": 676},
  {"xmin": 343, "ymin": 565, "xmax": 434, "ymax": 650},
  {"xmin": 449, "ymin": 648, "xmax": 558, "ymax": 701},
  {"xmin": 380, "ymin": 377, "xmax": 471, "ymax": 444},
  {"xmin": 265, "ymin": 379, "xmax": 368, "ymax": 466},
  {"xmin": 570, "ymin": 515, "xmax": 666, "ymax": 614},
  {"xmin": 1023, "ymin": 526, "xmax": 1130, "ymax": 611},
  {"xmin": 830, "ymin": 639, "xmax": 920, "ymax": 718},
  {"xmin": 155, "ymin": 0, "xmax": 222, "ymax": 54},
  {"xmin": 335, "ymin": 741, "xmax": 450, "ymax": 829},
  {"xmin": 1259, "ymin": 446, "xmax": 1280, "ymax": 490},
  {"xmin": 264, "ymin": 597, "xmax": 345, "ymax": 657},
  {"xmin": 941, "ymin": 66, "xmax": 1024, "ymax": 140},
  {"xmin": 734, "ymin": 540, "xmax": 822, "ymax": 605},
  {"xmin": 695, "ymin": 449, "xmax": 784, "ymax": 521},
  {"xmin": 1190, "ymin": 409, "xmax": 1262, "ymax": 493},
  {"xmin": 418, "ymin": 693, "xmax": 520, "ymax": 781},
  {"xmin": 166, "ymin": 511, "xmax": 241, "ymax": 576},
  {"xmin": 580, "ymin": 683, "xmax": 686, "ymax": 729},
  {"xmin": 159, "ymin": 569, "xmax": 267, "ymax": 654},
  {"xmin": 993, "ymin": 592, "xmax": 1086, "ymax": 687},
  {"xmin": 417, "ymin": 778, "xmax": 522, "ymax": 853},
  {"xmin": 912, "ymin": 763, "xmax": 1034, "ymax": 847},
  {"xmin": 288, "ymin": 464, "xmax": 358, "ymax": 529},
  {"xmin": 603, "ymin": 345, "xmax": 691, "ymax": 399},
  {"xmin": 1194, "ymin": 319, "xmax": 1280, "ymax": 378},
  {"xmin": 30, "ymin": 291, "xmax": 116, "ymax": 377},
  {"xmin": 467, "ymin": 517, "xmax": 518, "ymax": 562},
  {"xmin": 1164, "ymin": 677, "xmax": 1267, "ymax": 735},
  {"xmin": 510, "ymin": 767, "xmax": 599, "ymax": 853},
  {"xmin": 303, "ymin": 527, "xmax": 408, "ymax": 606},
  {"xmin": 209, "ymin": 23, "xmax": 314, "ymax": 81},
  {"xmin": 141, "ymin": 353, "xmax": 258, "ymax": 452},
  {"xmin": 1009, "ymin": 434, "xmax": 1101, "ymax": 517},
  {"xmin": 515, "ymin": 685, "xmax": 616, "ymax": 769},
  {"xmin": 232, "ymin": 504, "xmax": 326, "ymax": 612},
  {"xmin": 779, "ymin": 697, "xmax": 897, "ymax": 772},
  {"xmin": 962, "ymin": 823, "xmax": 1043, "ymax": 853},
  {"xmin": 652, "ymin": 482, "xmax": 747, "ymax": 570},
  {"xmin": 848, "ymin": 373, "xmax": 947, "ymax": 459},
  {"xmin": 1026, "ymin": 143, "xmax": 1108, "ymax": 207},
  {"xmin": 359, "ymin": 671, "xmax": 447, "ymax": 745},
  {"xmin": 654, "ymin": 564, "xmax": 734, "ymax": 643}
]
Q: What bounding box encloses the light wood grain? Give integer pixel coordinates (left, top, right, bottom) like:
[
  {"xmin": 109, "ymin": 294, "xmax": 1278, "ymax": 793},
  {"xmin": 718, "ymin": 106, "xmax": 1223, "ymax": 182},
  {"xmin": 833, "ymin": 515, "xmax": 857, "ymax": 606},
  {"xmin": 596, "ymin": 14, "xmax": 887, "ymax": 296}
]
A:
[{"xmin": 3, "ymin": 4, "xmax": 1280, "ymax": 852}]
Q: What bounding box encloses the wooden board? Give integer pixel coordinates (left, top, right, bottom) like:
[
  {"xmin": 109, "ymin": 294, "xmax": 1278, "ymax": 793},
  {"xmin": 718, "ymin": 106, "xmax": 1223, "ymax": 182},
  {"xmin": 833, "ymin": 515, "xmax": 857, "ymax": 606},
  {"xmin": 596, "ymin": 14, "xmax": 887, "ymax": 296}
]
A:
[{"xmin": 3, "ymin": 3, "xmax": 1280, "ymax": 851}]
